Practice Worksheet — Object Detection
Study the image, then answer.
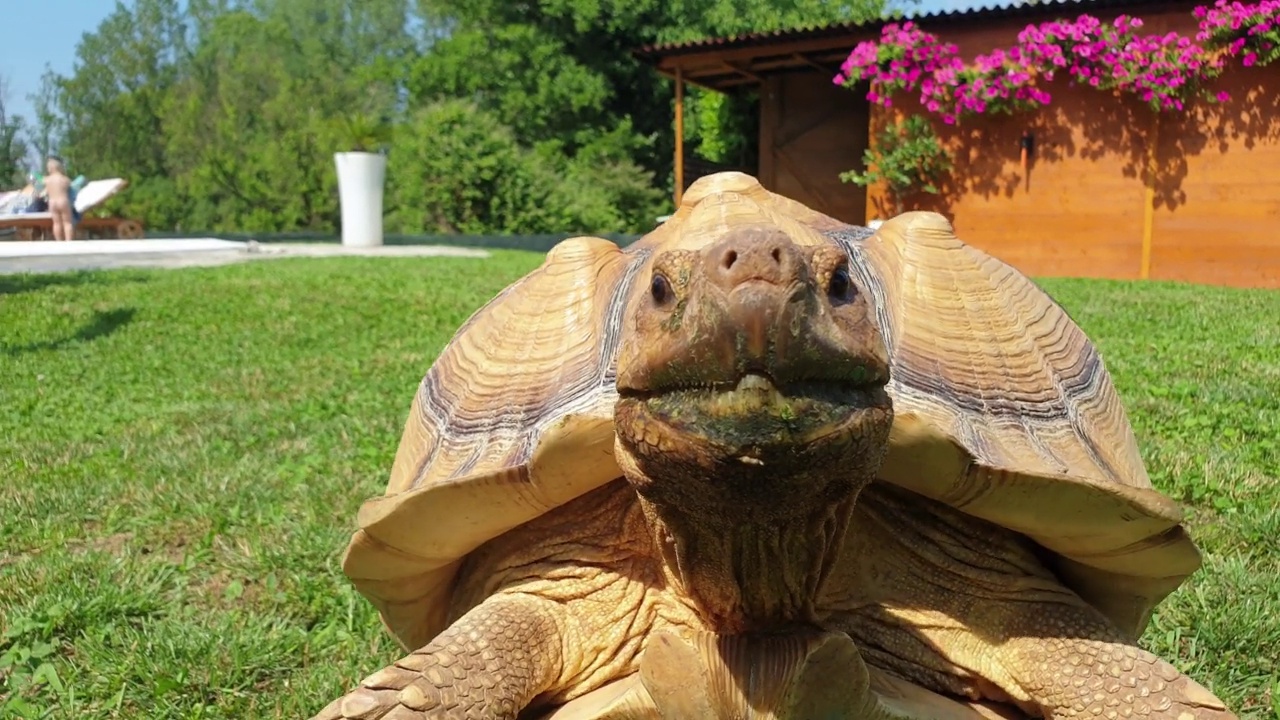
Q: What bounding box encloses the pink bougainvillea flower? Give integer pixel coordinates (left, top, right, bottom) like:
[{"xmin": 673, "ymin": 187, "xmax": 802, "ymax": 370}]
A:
[{"xmin": 833, "ymin": 0, "xmax": 1266, "ymax": 119}]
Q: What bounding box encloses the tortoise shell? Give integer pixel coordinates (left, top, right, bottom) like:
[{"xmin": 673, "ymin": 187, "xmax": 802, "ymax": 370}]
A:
[{"xmin": 339, "ymin": 172, "xmax": 1199, "ymax": 655}]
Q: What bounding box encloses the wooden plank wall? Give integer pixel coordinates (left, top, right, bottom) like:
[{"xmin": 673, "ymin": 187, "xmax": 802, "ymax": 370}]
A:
[
  {"xmin": 759, "ymin": 72, "xmax": 870, "ymax": 225},
  {"xmin": 759, "ymin": 8, "xmax": 1280, "ymax": 288},
  {"xmin": 1149, "ymin": 65, "xmax": 1280, "ymax": 287},
  {"xmin": 867, "ymin": 75, "xmax": 1153, "ymax": 281}
]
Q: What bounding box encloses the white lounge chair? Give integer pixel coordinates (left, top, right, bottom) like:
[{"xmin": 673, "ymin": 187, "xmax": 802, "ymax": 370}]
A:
[{"xmin": 0, "ymin": 178, "xmax": 141, "ymax": 240}]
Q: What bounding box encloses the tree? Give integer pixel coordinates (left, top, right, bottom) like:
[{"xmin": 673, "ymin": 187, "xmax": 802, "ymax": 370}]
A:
[
  {"xmin": 27, "ymin": 67, "xmax": 65, "ymax": 163},
  {"xmin": 385, "ymin": 100, "xmax": 665, "ymax": 235},
  {"xmin": 159, "ymin": 0, "xmax": 416, "ymax": 231},
  {"xmin": 55, "ymin": 0, "xmax": 190, "ymax": 226},
  {"xmin": 0, "ymin": 74, "xmax": 30, "ymax": 187},
  {"xmin": 410, "ymin": 0, "xmax": 896, "ymax": 200},
  {"xmin": 387, "ymin": 100, "xmax": 552, "ymax": 234},
  {"xmin": 40, "ymin": 0, "xmax": 897, "ymax": 233},
  {"xmin": 408, "ymin": 25, "xmax": 611, "ymax": 152}
]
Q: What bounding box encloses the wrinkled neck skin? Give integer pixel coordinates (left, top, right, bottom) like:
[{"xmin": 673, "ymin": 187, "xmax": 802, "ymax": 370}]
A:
[
  {"xmin": 617, "ymin": 444, "xmax": 880, "ymax": 634},
  {"xmin": 642, "ymin": 489, "xmax": 863, "ymax": 633}
]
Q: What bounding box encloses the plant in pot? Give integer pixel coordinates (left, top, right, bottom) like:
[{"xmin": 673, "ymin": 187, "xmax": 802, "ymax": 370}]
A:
[
  {"xmin": 334, "ymin": 112, "xmax": 395, "ymax": 248},
  {"xmin": 840, "ymin": 114, "xmax": 953, "ymax": 222}
]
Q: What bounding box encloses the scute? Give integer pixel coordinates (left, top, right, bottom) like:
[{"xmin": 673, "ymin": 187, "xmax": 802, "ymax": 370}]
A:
[
  {"xmin": 341, "ymin": 235, "xmax": 647, "ymax": 651},
  {"xmin": 843, "ymin": 211, "xmax": 1201, "ymax": 639},
  {"xmin": 630, "ymin": 171, "xmax": 847, "ymax": 255}
]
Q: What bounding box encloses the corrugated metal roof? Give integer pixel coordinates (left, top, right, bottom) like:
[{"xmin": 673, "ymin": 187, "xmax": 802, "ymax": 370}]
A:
[{"xmin": 633, "ymin": 0, "xmax": 1174, "ymax": 58}]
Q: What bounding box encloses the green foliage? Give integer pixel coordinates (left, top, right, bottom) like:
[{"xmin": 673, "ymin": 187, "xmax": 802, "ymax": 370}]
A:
[
  {"xmin": 56, "ymin": 0, "xmax": 187, "ymax": 187},
  {"xmin": 0, "ymin": 100, "xmax": 28, "ymax": 188},
  {"xmin": 411, "ymin": 0, "xmax": 895, "ymax": 201},
  {"xmin": 335, "ymin": 114, "xmax": 394, "ymax": 153},
  {"xmin": 408, "ymin": 25, "xmax": 612, "ymax": 152},
  {"xmin": 386, "ymin": 101, "xmax": 543, "ymax": 234},
  {"xmin": 646, "ymin": 0, "xmax": 893, "ymax": 43},
  {"xmin": 840, "ymin": 114, "xmax": 952, "ymax": 214},
  {"xmin": 158, "ymin": 2, "xmax": 410, "ymax": 232},
  {"xmin": 0, "ymin": 603, "xmax": 71, "ymax": 717},
  {"xmin": 683, "ymin": 90, "xmax": 758, "ymax": 168},
  {"xmin": 385, "ymin": 101, "xmax": 664, "ymax": 234},
  {"xmin": 544, "ymin": 123, "xmax": 671, "ymax": 233},
  {"xmin": 26, "ymin": 68, "xmax": 64, "ymax": 163},
  {"xmin": 0, "ymin": 262, "xmax": 1276, "ymax": 717},
  {"xmin": 44, "ymin": 0, "xmax": 412, "ymax": 232},
  {"xmin": 34, "ymin": 0, "xmax": 895, "ymax": 234}
]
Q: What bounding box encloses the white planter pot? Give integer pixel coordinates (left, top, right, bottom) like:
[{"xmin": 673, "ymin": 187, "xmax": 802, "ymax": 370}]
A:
[{"xmin": 335, "ymin": 151, "xmax": 387, "ymax": 248}]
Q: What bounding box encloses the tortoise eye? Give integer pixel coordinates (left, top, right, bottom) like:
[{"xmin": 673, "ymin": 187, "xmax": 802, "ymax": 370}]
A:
[
  {"xmin": 650, "ymin": 273, "xmax": 673, "ymax": 306},
  {"xmin": 828, "ymin": 266, "xmax": 854, "ymax": 302}
]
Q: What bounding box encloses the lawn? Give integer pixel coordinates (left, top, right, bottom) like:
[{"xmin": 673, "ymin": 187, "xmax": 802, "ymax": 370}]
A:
[{"xmin": 1, "ymin": 254, "xmax": 1277, "ymax": 719}]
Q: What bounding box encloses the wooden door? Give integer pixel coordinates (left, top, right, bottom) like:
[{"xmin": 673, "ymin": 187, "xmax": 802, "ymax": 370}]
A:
[{"xmin": 759, "ymin": 72, "xmax": 870, "ymax": 224}]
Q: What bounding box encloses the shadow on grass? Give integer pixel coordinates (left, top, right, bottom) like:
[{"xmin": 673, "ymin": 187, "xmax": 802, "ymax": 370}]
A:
[
  {"xmin": 0, "ymin": 271, "xmax": 151, "ymax": 297},
  {"xmin": 2, "ymin": 307, "xmax": 138, "ymax": 356}
]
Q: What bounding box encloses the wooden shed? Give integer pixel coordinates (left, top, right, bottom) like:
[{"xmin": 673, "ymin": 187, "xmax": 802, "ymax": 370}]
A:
[{"xmin": 635, "ymin": 0, "xmax": 1280, "ymax": 288}]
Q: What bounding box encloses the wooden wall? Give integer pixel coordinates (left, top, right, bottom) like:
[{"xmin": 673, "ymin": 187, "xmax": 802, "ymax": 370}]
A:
[
  {"xmin": 758, "ymin": 72, "xmax": 870, "ymax": 225},
  {"xmin": 867, "ymin": 74, "xmax": 1160, "ymax": 281},
  {"xmin": 755, "ymin": 8, "xmax": 1280, "ymax": 288},
  {"xmin": 1148, "ymin": 65, "xmax": 1280, "ymax": 286}
]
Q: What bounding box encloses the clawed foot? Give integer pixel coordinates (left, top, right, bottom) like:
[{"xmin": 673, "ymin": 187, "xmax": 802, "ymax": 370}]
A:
[
  {"xmin": 312, "ymin": 595, "xmax": 564, "ymax": 720},
  {"xmin": 312, "ymin": 653, "xmax": 457, "ymax": 719}
]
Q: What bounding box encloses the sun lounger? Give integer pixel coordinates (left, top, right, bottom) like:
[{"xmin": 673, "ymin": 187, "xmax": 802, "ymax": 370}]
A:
[{"xmin": 0, "ymin": 178, "xmax": 142, "ymax": 240}]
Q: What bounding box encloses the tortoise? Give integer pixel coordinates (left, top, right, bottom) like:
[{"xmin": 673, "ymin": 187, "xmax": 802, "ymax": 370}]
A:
[{"xmin": 312, "ymin": 172, "xmax": 1236, "ymax": 720}]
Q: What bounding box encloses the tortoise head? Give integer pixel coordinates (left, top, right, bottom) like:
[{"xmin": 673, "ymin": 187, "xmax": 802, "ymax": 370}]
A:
[
  {"xmin": 612, "ymin": 201, "xmax": 895, "ymax": 627},
  {"xmin": 614, "ymin": 221, "xmax": 894, "ymax": 518}
]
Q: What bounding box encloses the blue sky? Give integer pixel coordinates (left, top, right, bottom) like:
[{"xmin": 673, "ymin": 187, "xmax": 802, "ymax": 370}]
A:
[
  {"xmin": 0, "ymin": 0, "xmax": 980, "ymax": 127},
  {"xmin": 0, "ymin": 0, "xmax": 117, "ymax": 125}
]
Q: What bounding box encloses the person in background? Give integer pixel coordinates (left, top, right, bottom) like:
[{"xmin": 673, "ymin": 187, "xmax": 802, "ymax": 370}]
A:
[{"xmin": 43, "ymin": 156, "xmax": 75, "ymax": 241}]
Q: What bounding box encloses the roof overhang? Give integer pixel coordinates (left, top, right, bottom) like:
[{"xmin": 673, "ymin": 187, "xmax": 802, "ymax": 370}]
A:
[
  {"xmin": 633, "ymin": 0, "xmax": 1180, "ymax": 92},
  {"xmin": 640, "ymin": 29, "xmax": 869, "ymax": 92}
]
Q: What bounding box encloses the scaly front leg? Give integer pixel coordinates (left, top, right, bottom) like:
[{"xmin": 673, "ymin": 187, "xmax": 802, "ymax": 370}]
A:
[
  {"xmin": 312, "ymin": 593, "xmax": 564, "ymax": 720},
  {"xmin": 827, "ymin": 484, "xmax": 1238, "ymax": 720},
  {"xmin": 843, "ymin": 599, "xmax": 1238, "ymax": 719},
  {"xmin": 983, "ymin": 598, "xmax": 1236, "ymax": 720}
]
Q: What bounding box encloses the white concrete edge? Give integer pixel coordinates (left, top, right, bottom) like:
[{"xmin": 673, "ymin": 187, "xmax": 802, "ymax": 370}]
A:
[{"xmin": 0, "ymin": 238, "xmax": 246, "ymax": 257}]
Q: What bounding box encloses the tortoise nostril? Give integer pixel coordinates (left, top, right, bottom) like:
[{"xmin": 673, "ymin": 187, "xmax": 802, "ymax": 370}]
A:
[{"xmin": 703, "ymin": 230, "xmax": 801, "ymax": 289}]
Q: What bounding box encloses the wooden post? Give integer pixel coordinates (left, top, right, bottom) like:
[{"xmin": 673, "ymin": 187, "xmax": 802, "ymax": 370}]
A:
[
  {"xmin": 674, "ymin": 66, "xmax": 685, "ymax": 208},
  {"xmin": 1140, "ymin": 112, "xmax": 1159, "ymax": 280}
]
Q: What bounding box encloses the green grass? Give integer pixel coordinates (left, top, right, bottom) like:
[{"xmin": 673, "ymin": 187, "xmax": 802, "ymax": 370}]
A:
[{"xmin": 1, "ymin": 257, "xmax": 1277, "ymax": 719}]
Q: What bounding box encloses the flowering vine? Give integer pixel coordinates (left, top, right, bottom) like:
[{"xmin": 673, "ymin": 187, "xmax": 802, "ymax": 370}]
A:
[
  {"xmin": 835, "ymin": 0, "xmax": 1278, "ymax": 122},
  {"xmin": 1196, "ymin": 0, "xmax": 1280, "ymax": 67}
]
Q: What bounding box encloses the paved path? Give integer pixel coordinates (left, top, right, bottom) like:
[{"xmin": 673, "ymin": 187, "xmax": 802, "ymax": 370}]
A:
[{"xmin": 0, "ymin": 239, "xmax": 490, "ymax": 274}]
